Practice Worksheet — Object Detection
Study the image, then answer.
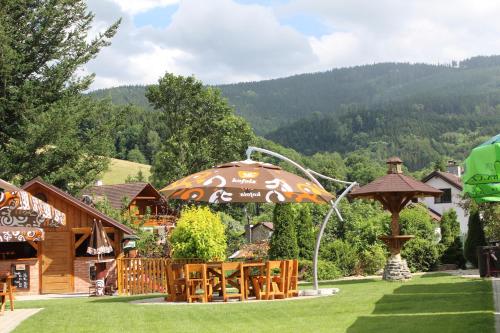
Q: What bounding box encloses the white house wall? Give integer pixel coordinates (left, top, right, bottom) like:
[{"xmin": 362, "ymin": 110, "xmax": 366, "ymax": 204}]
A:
[{"xmin": 420, "ymin": 177, "xmax": 468, "ymax": 235}]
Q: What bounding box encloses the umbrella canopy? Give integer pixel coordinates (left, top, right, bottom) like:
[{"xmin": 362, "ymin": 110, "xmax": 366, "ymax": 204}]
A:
[
  {"xmin": 463, "ymin": 134, "xmax": 500, "ymax": 203},
  {"xmin": 0, "ymin": 190, "xmax": 65, "ymax": 227},
  {"xmin": 87, "ymin": 219, "xmax": 113, "ymax": 256},
  {"xmin": 0, "ymin": 226, "xmax": 44, "ymax": 242},
  {"xmin": 160, "ymin": 160, "xmax": 334, "ymax": 204}
]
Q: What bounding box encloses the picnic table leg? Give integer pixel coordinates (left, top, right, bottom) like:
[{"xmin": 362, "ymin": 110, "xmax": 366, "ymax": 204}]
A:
[
  {"xmin": 9, "ymin": 288, "xmax": 14, "ymax": 311},
  {"xmin": 0, "ymin": 295, "xmax": 5, "ymax": 315}
]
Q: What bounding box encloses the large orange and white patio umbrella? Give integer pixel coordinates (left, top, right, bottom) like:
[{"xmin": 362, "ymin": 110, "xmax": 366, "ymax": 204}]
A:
[{"xmin": 160, "ymin": 160, "xmax": 334, "ymax": 204}]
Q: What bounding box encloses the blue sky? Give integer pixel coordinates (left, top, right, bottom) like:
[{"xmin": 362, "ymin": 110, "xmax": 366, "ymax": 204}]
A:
[
  {"xmin": 134, "ymin": 5, "xmax": 179, "ymax": 29},
  {"xmin": 86, "ymin": 0, "xmax": 500, "ymax": 89},
  {"xmin": 132, "ymin": 2, "xmax": 329, "ymax": 37}
]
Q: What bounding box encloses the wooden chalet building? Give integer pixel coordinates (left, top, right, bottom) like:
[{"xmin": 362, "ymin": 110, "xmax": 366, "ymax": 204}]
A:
[
  {"xmin": 82, "ymin": 182, "xmax": 177, "ymax": 241},
  {"xmin": 0, "ymin": 178, "xmax": 134, "ymax": 295}
]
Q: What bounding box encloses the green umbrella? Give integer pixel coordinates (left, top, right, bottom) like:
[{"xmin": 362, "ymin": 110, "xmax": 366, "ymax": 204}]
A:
[{"xmin": 463, "ymin": 134, "xmax": 500, "ymax": 203}]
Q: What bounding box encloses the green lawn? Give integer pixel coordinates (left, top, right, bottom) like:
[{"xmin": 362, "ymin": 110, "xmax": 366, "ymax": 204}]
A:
[
  {"xmin": 100, "ymin": 158, "xmax": 151, "ymax": 185},
  {"xmin": 13, "ymin": 274, "xmax": 494, "ymax": 333}
]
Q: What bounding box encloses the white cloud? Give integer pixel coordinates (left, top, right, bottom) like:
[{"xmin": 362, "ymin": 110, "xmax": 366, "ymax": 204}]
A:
[
  {"xmin": 109, "ymin": 0, "xmax": 179, "ymax": 15},
  {"xmin": 85, "ymin": 0, "xmax": 500, "ymax": 90},
  {"xmin": 285, "ymin": 0, "xmax": 500, "ymax": 68}
]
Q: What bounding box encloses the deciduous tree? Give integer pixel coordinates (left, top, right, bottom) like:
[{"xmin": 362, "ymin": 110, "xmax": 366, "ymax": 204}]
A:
[{"xmin": 146, "ymin": 73, "xmax": 254, "ymax": 187}]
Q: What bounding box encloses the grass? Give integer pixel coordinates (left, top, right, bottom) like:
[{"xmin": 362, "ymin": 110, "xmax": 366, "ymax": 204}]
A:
[
  {"xmin": 12, "ymin": 274, "xmax": 494, "ymax": 333},
  {"xmin": 100, "ymin": 158, "xmax": 151, "ymax": 185}
]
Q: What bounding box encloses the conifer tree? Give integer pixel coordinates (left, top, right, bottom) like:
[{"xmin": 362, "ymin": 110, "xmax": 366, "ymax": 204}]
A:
[
  {"xmin": 440, "ymin": 209, "xmax": 466, "ymax": 268},
  {"xmin": 268, "ymin": 203, "xmax": 299, "ymax": 259},
  {"xmin": 0, "ymin": 0, "xmax": 120, "ymax": 192},
  {"xmin": 464, "ymin": 210, "xmax": 487, "ymax": 267},
  {"xmin": 296, "ymin": 205, "xmax": 315, "ymax": 259}
]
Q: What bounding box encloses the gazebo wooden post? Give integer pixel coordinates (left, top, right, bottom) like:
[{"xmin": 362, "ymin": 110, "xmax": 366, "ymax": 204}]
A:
[{"xmin": 390, "ymin": 210, "xmax": 399, "ymax": 236}]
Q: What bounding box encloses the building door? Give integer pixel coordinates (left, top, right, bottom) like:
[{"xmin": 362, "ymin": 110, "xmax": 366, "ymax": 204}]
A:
[{"xmin": 41, "ymin": 231, "xmax": 73, "ymax": 293}]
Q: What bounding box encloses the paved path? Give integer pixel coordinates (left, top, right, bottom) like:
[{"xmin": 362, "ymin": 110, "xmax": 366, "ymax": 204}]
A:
[
  {"xmin": 0, "ymin": 308, "xmax": 42, "ymax": 333},
  {"xmin": 15, "ymin": 293, "xmax": 87, "ymax": 301},
  {"xmin": 492, "ymin": 278, "xmax": 500, "ymax": 333}
]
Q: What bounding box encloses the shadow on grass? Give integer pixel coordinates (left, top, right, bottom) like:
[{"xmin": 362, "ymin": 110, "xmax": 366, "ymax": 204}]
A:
[
  {"xmin": 346, "ymin": 312, "xmax": 494, "ymax": 333},
  {"xmin": 392, "ymin": 280, "xmax": 489, "ymax": 295},
  {"xmin": 372, "ymin": 281, "xmax": 492, "ymax": 315},
  {"xmin": 347, "ymin": 278, "xmax": 494, "ymax": 332}
]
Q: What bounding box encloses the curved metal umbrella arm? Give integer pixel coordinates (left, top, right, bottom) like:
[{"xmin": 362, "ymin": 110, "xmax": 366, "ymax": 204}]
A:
[
  {"xmin": 246, "ymin": 146, "xmax": 357, "ymax": 290},
  {"xmin": 312, "ymin": 180, "xmax": 358, "ymax": 290},
  {"xmin": 307, "ymin": 169, "xmax": 356, "ymax": 186},
  {"xmin": 246, "ymin": 146, "xmax": 326, "ymax": 190}
]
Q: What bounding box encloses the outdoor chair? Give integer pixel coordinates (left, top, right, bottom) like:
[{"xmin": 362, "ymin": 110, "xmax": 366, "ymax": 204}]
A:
[
  {"xmin": 221, "ymin": 262, "xmax": 244, "ymax": 302},
  {"xmin": 166, "ymin": 263, "xmax": 186, "ymax": 302},
  {"xmin": 184, "ymin": 263, "xmax": 210, "ymax": 303},
  {"xmin": 252, "ymin": 260, "xmax": 286, "ymax": 300},
  {"xmin": 0, "ymin": 273, "xmax": 14, "ymax": 315},
  {"xmin": 284, "ymin": 259, "xmax": 299, "ymax": 298}
]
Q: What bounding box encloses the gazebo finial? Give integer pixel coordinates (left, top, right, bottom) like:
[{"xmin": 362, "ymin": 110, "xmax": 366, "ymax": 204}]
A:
[{"xmin": 386, "ymin": 157, "xmax": 403, "ymax": 174}]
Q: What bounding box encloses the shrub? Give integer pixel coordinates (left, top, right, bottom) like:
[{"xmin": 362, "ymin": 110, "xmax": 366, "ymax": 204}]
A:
[
  {"xmin": 441, "ymin": 237, "xmax": 466, "ymax": 269},
  {"xmin": 269, "ymin": 203, "xmax": 299, "ymax": 259},
  {"xmin": 483, "ymin": 204, "xmax": 500, "ymax": 241},
  {"xmin": 440, "ymin": 209, "xmax": 461, "ymax": 246},
  {"xmin": 299, "ymin": 259, "xmax": 342, "ymax": 282},
  {"xmin": 402, "ymin": 238, "xmax": 440, "ymax": 272},
  {"xmin": 360, "ymin": 243, "xmax": 387, "ymax": 275},
  {"xmin": 464, "ymin": 210, "xmax": 487, "ymax": 267},
  {"xmin": 399, "ymin": 205, "xmax": 438, "ymax": 242},
  {"xmin": 320, "ymin": 239, "xmax": 358, "ymax": 276},
  {"xmin": 170, "ymin": 206, "xmax": 227, "ymax": 261}
]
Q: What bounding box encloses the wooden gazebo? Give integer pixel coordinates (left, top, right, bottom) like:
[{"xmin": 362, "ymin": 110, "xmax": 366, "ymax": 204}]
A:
[{"xmin": 350, "ymin": 157, "xmax": 442, "ymax": 280}]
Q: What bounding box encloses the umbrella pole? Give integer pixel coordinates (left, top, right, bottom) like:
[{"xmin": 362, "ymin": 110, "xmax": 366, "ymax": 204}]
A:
[
  {"xmin": 312, "ymin": 180, "xmax": 358, "ymax": 290},
  {"xmin": 313, "ymin": 206, "xmax": 335, "ymax": 290},
  {"xmin": 246, "ymin": 146, "xmax": 357, "ymax": 290}
]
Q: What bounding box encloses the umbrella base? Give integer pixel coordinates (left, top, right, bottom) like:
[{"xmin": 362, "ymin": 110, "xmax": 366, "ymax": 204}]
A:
[{"xmin": 383, "ymin": 254, "xmax": 412, "ymax": 281}]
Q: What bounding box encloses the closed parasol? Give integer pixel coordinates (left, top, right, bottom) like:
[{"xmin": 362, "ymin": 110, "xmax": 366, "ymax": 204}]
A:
[
  {"xmin": 463, "ymin": 134, "xmax": 500, "ymax": 203},
  {"xmin": 87, "ymin": 219, "xmax": 113, "ymax": 258},
  {"xmin": 160, "ymin": 159, "xmax": 334, "ymax": 204}
]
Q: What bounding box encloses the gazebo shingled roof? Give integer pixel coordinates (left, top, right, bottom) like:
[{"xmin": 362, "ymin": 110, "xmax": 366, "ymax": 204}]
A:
[{"xmin": 349, "ymin": 172, "xmax": 442, "ymax": 199}]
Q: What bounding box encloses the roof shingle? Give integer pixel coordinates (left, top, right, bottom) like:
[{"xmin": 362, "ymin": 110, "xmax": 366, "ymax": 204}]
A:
[
  {"xmin": 82, "ymin": 182, "xmax": 154, "ymax": 210},
  {"xmin": 350, "ymin": 173, "xmax": 442, "ymax": 199},
  {"xmin": 22, "ymin": 178, "xmax": 134, "ymax": 235},
  {"xmin": 422, "ymin": 171, "xmax": 463, "ymax": 190}
]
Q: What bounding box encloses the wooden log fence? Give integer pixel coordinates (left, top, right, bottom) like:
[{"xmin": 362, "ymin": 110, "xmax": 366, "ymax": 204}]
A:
[{"xmin": 116, "ymin": 257, "xmax": 203, "ymax": 295}]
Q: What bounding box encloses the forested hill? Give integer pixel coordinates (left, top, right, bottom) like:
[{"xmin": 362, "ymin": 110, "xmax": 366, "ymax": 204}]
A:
[{"xmin": 89, "ymin": 55, "xmax": 500, "ymax": 170}]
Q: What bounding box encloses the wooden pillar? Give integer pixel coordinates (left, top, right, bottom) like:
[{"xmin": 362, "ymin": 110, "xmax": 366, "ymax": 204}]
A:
[{"xmin": 391, "ymin": 211, "xmax": 400, "ymax": 236}]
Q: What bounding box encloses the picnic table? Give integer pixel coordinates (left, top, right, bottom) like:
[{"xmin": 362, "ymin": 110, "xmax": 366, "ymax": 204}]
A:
[
  {"xmin": 0, "ymin": 273, "xmax": 14, "ymax": 315},
  {"xmin": 166, "ymin": 259, "xmax": 297, "ymax": 303}
]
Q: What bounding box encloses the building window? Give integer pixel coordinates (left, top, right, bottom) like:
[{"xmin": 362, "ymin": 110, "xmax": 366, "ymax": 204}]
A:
[
  {"xmin": 0, "ymin": 242, "xmax": 37, "ymax": 260},
  {"xmin": 435, "ymin": 188, "xmax": 452, "ymax": 204},
  {"xmin": 34, "ymin": 192, "xmax": 47, "ymax": 202}
]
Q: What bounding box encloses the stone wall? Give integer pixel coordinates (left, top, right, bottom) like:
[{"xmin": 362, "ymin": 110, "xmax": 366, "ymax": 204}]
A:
[{"xmin": 0, "ymin": 259, "xmax": 39, "ymax": 295}]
